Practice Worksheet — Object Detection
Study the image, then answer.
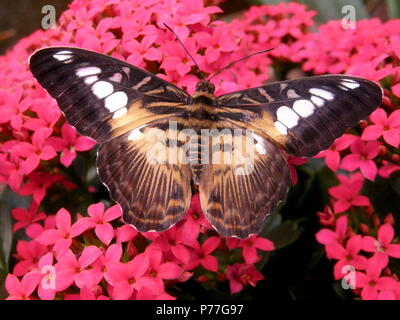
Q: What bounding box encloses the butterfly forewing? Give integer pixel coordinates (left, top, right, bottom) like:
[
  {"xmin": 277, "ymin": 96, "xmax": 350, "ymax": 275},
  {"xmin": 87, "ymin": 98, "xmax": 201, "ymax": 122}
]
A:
[
  {"xmin": 29, "ymin": 47, "xmax": 190, "ymax": 143},
  {"xmin": 29, "ymin": 47, "xmax": 192, "ymax": 232},
  {"xmin": 217, "ymin": 75, "xmax": 383, "ymax": 157}
]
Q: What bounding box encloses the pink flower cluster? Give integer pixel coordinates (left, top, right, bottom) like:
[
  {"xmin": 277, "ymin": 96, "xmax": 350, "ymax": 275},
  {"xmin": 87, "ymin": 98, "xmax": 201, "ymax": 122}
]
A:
[
  {"xmin": 6, "ymin": 195, "xmax": 272, "ymax": 299},
  {"xmin": 1, "ymin": 0, "xmax": 400, "ymax": 300}
]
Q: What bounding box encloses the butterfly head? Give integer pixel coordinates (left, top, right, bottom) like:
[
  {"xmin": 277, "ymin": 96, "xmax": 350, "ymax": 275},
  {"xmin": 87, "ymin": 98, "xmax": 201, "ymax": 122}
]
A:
[
  {"xmin": 196, "ymin": 80, "xmax": 215, "ymax": 94},
  {"xmin": 192, "ymin": 80, "xmax": 216, "ymax": 103}
]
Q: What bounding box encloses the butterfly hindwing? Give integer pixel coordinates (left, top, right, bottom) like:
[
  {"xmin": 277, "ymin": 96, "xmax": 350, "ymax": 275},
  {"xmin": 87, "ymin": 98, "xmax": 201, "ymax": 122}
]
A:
[
  {"xmin": 29, "ymin": 47, "xmax": 190, "ymax": 143},
  {"xmin": 198, "ymin": 129, "xmax": 291, "ymax": 238},
  {"xmin": 217, "ymin": 75, "xmax": 383, "ymax": 157},
  {"xmin": 96, "ymin": 118, "xmax": 192, "ymax": 231}
]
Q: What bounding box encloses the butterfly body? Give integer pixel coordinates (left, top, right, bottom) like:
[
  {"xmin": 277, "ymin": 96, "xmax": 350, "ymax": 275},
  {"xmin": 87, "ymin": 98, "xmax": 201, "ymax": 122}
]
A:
[{"xmin": 29, "ymin": 47, "xmax": 383, "ymax": 238}]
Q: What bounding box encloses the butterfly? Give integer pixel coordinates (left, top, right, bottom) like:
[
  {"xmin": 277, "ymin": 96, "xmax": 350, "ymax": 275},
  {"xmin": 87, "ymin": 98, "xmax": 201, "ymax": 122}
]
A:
[{"xmin": 29, "ymin": 46, "xmax": 383, "ymax": 239}]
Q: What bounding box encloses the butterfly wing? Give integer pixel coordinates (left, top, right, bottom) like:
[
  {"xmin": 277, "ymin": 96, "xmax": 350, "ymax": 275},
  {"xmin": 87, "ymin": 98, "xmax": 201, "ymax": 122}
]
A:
[
  {"xmin": 29, "ymin": 47, "xmax": 192, "ymax": 231},
  {"xmin": 96, "ymin": 119, "xmax": 192, "ymax": 231},
  {"xmin": 217, "ymin": 75, "xmax": 383, "ymax": 156},
  {"xmin": 29, "ymin": 47, "xmax": 191, "ymax": 143},
  {"xmin": 198, "ymin": 75, "xmax": 382, "ymax": 238},
  {"xmin": 198, "ymin": 129, "xmax": 291, "ymax": 238}
]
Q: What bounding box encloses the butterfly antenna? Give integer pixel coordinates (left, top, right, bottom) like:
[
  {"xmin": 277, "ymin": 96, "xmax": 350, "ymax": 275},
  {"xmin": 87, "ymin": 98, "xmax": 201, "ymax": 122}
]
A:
[
  {"xmin": 163, "ymin": 23, "xmax": 203, "ymax": 79},
  {"xmin": 207, "ymin": 48, "xmax": 274, "ymax": 82}
]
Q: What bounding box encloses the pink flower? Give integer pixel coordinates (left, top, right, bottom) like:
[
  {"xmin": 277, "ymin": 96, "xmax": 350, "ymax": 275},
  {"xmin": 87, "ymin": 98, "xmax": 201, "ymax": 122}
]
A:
[
  {"xmin": 355, "ymin": 255, "xmax": 397, "ymax": 300},
  {"xmin": 0, "ymin": 88, "xmax": 31, "ymax": 131},
  {"xmin": 92, "ymin": 244, "xmax": 123, "ymax": 285},
  {"xmin": 147, "ymin": 227, "xmax": 192, "ymax": 266},
  {"xmin": 316, "ymin": 215, "xmax": 348, "ymax": 246},
  {"xmin": 362, "ymin": 108, "xmax": 400, "ymax": 147},
  {"xmin": 340, "ymin": 138, "xmax": 380, "ymax": 181},
  {"xmin": 145, "ymin": 248, "xmax": 184, "ymax": 292},
  {"xmin": 79, "ymin": 286, "xmax": 109, "ymax": 300},
  {"xmin": 18, "ymin": 171, "xmax": 64, "ymax": 204},
  {"xmin": 35, "ymin": 208, "xmax": 86, "ymax": 256},
  {"xmin": 12, "ymin": 202, "xmax": 46, "ymax": 232},
  {"xmin": 328, "ymin": 174, "xmax": 370, "ymax": 213},
  {"xmin": 315, "ymin": 134, "xmax": 356, "ymax": 171},
  {"xmin": 181, "ymin": 193, "xmax": 212, "ymax": 243},
  {"xmin": 136, "ymin": 286, "xmax": 176, "ymax": 300},
  {"xmin": 227, "ymin": 235, "xmax": 274, "ymax": 265},
  {"xmin": 107, "ymin": 253, "xmax": 156, "ymax": 300},
  {"xmin": 72, "ymin": 203, "xmax": 122, "ymax": 245},
  {"xmin": 55, "ymin": 246, "xmax": 103, "ymax": 291},
  {"xmin": 123, "ymin": 35, "xmax": 161, "ymax": 66},
  {"xmin": 160, "ymin": 38, "xmax": 203, "ymax": 77},
  {"xmin": 115, "ymin": 224, "xmax": 138, "ymax": 243},
  {"xmin": 191, "ymin": 236, "xmax": 221, "ymax": 272},
  {"xmin": 14, "ymin": 127, "xmax": 56, "ymax": 174},
  {"xmin": 13, "ymin": 240, "xmax": 48, "ymax": 276},
  {"xmin": 226, "ymin": 263, "xmax": 264, "ymax": 294},
  {"xmin": 325, "ymin": 235, "xmax": 368, "ymax": 279},
  {"xmin": 362, "ymin": 224, "xmax": 400, "ymax": 265},
  {"xmin": 195, "ymin": 25, "xmax": 238, "ymax": 63},
  {"xmin": 47, "ymin": 122, "xmax": 95, "ymax": 167},
  {"xmin": 5, "ymin": 272, "xmax": 40, "ymax": 300}
]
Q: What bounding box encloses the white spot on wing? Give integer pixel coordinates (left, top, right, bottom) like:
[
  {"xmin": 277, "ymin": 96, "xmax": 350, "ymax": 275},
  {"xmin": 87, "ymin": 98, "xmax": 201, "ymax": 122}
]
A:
[
  {"xmin": 112, "ymin": 107, "xmax": 128, "ymax": 119},
  {"xmin": 76, "ymin": 66, "xmax": 101, "ymax": 77},
  {"xmin": 255, "ymin": 143, "xmax": 267, "ymax": 154},
  {"xmin": 105, "ymin": 91, "xmax": 128, "ymax": 112},
  {"xmin": 84, "ymin": 76, "xmax": 98, "ymax": 85},
  {"xmin": 53, "ymin": 51, "xmax": 73, "ymax": 62},
  {"xmin": 252, "ymin": 133, "xmax": 267, "ymax": 154},
  {"xmin": 293, "ymin": 99, "xmax": 315, "ymax": 117},
  {"xmin": 309, "ymin": 88, "xmax": 334, "ymax": 100},
  {"xmin": 274, "ymin": 121, "xmax": 288, "ymax": 135},
  {"xmin": 311, "ymin": 96, "xmax": 325, "ymax": 107},
  {"xmin": 276, "ymin": 106, "xmax": 300, "ymax": 128},
  {"xmin": 92, "ymin": 81, "xmax": 113, "ymax": 99},
  {"xmin": 109, "ymin": 73, "xmax": 123, "ymax": 83},
  {"xmin": 128, "ymin": 125, "xmax": 146, "ymax": 141},
  {"xmin": 340, "ymin": 80, "xmax": 360, "ymax": 89}
]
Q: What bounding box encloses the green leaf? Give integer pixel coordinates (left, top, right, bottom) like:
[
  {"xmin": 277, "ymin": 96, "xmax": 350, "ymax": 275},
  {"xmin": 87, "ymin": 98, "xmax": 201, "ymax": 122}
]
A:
[
  {"xmin": 0, "ymin": 200, "xmax": 13, "ymax": 272},
  {"xmin": 364, "ymin": 172, "xmax": 400, "ymax": 219},
  {"xmin": 264, "ymin": 218, "xmax": 303, "ymax": 250},
  {"xmin": 387, "ymin": 0, "xmax": 400, "ymax": 19},
  {"xmin": 0, "ymin": 187, "xmax": 31, "ymax": 291}
]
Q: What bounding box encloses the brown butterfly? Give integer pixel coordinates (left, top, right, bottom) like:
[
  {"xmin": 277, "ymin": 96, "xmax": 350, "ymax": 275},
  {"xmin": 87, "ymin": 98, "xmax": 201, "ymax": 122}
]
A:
[{"xmin": 29, "ymin": 46, "xmax": 382, "ymax": 239}]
